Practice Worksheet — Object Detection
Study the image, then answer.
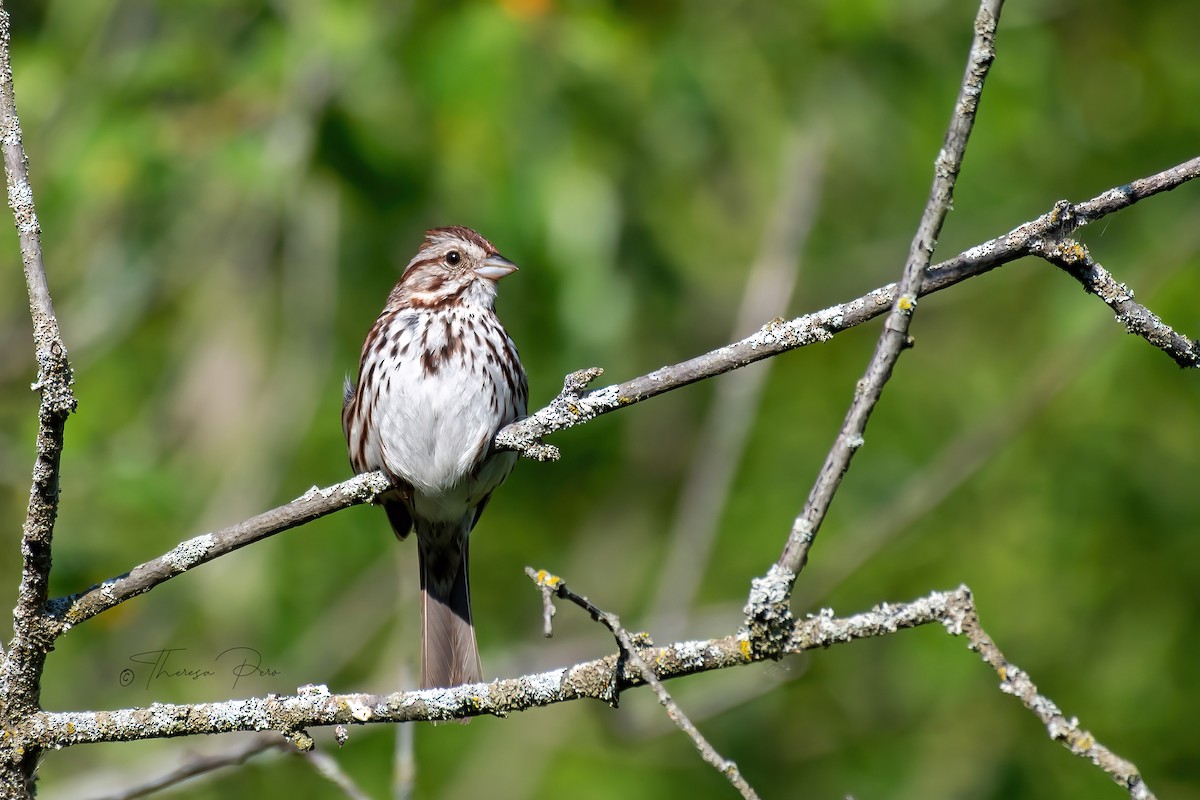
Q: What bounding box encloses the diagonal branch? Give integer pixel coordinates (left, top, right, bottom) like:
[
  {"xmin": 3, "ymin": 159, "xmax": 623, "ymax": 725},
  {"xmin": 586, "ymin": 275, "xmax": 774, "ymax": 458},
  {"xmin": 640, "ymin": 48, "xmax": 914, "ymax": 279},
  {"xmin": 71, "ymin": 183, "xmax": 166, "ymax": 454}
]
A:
[
  {"xmin": 774, "ymin": 0, "xmax": 1004, "ymax": 582},
  {"xmin": 88, "ymin": 734, "xmax": 287, "ymax": 800},
  {"xmin": 950, "ymin": 589, "xmax": 1155, "ymax": 799},
  {"xmin": 0, "ymin": 1, "xmax": 76, "ymax": 722},
  {"xmin": 495, "ymin": 152, "xmax": 1200, "ymax": 462},
  {"xmin": 1031, "ymin": 230, "xmax": 1200, "ymax": 367},
  {"xmin": 45, "ymin": 472, "xmax": 393, "ymax": 632}
]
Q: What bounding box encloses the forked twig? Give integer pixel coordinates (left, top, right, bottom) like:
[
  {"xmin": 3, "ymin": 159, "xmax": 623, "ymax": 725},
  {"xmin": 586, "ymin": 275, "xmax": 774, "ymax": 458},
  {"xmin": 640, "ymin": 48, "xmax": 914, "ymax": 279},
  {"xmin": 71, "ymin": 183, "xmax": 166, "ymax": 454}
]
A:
[{"xmin": 527, "ymin": 568, "xmax": 761, "ymax": 800}]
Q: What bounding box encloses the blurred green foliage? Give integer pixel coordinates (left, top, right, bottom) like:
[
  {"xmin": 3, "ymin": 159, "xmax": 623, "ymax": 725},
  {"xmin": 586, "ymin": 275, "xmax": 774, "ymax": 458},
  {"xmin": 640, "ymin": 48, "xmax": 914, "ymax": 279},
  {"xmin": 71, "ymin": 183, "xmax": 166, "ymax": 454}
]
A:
[{"xmin": 1, "ymin": 1, "xmax": 1198, "ymax": 798}]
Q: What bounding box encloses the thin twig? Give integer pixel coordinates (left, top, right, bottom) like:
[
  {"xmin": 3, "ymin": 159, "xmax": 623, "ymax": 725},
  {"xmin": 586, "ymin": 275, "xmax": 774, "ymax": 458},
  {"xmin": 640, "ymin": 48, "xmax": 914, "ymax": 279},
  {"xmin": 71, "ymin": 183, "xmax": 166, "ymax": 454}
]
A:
[
  {"xmin": 1032, "ymin": 232, "xmax": 1199, "ymax": 367},
  {"xmin": 523, "ymin": 568, "xmax": 620, "ymax": 705},
  {"xmin": 526, "ymin": 568, "xmax": 558, "ymax": 638},
  {"xmin": 775, "ymin": 0, "xmax": 1005, "ymax": 583},
  {"xmin": 527, "ymin": 568, "xmax": 760, "ymax": 800},
  {"xmin": 947, "ymin": 590, "xmax": 1156, "ymax": 800},
  {"xmin": 87, "ymin": 734, "xmax": 286, "ymax": 800},
  {"xmin": 302, "ymin": 749, "xmax": 372, "ymax": 800},
  {"xmin": 85, "ymin": 733, "xmax": 372, "ymax": 800}
]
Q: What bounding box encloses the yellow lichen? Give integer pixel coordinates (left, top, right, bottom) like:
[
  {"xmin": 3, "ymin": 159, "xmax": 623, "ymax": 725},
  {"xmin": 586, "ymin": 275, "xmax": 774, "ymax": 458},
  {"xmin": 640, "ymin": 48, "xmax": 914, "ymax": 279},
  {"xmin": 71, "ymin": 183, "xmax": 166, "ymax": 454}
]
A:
[
  {"xmin": 763, "ymin": 316, "xmax": 786, "ymax": 331},
  {"xmin": 1056, "ymin": 240, "xmax": 1089, "ymax": 264}
]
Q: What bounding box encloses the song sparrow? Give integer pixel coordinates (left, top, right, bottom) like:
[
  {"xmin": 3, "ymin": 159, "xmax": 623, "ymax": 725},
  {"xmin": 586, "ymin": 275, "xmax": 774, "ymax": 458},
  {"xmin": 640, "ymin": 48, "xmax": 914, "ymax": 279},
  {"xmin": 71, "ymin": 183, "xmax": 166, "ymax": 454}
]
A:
[{"xmin": 343, "ymin": 226, "xmax": 528, "ymax": 689}]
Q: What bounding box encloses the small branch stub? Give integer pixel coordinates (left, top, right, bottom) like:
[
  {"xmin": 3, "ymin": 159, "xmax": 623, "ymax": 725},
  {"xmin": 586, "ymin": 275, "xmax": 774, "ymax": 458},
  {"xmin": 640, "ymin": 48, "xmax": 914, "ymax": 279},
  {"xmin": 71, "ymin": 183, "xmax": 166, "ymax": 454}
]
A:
[
  {"xmin": 525, "ymin": 567, "xmax": 560, "ymax": 638},
  {"xmin": 496, "ymin": 368, "xmax": 606, "ymax": 461}
]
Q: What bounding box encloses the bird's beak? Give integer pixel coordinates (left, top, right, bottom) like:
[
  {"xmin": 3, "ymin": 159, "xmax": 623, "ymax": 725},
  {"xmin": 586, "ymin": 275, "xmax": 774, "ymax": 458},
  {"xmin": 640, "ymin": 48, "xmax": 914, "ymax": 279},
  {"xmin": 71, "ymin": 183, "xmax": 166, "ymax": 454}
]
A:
[{"xmin": 475, "ymin": 254, "xmax": 519, "ymax": 282}]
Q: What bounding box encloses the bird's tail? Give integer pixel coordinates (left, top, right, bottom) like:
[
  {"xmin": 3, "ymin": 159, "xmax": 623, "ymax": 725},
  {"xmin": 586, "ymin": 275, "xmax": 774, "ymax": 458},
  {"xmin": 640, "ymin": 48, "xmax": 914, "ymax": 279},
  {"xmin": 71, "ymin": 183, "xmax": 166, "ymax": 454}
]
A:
[{"xmin": 416, "ymin": 526, "xmax": 481, "ymax": 690}]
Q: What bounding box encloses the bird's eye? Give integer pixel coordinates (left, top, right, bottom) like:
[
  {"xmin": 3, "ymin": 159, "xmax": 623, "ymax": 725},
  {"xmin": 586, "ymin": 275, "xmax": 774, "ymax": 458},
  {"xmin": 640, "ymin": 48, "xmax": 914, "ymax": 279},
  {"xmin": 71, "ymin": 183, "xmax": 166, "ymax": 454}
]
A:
[{"xmin": 445, "ymin": 250, "xmax": 461, "ymax": 266}]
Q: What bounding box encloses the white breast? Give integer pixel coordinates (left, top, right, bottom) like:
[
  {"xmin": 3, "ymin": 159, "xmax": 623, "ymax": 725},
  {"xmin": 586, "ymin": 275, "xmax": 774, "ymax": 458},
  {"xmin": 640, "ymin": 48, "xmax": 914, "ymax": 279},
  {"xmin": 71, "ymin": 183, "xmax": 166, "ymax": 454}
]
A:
[{"xmin": 359, "ymin": 305, "xmax": 523, "ymax": 523}]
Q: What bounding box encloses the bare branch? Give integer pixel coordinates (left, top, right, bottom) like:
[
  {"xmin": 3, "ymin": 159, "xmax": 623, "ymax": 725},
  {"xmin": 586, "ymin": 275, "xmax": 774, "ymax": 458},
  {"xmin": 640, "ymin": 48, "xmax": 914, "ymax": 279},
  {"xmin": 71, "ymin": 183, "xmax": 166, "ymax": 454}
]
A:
[
  {"xmin": 495, "ymin": 151, "xmax": 1200, "ymax": 462},
  {"xmin": 0, "ymin": 4, "xmax": 1180, "ymax": 797},
  {"xmin": 776, "ymin": 0, "xmax": 1004, "ymax": 580},
  {"xmin": 45, "ymin": 471, "xmax": 394, "ymax": 632},
  {"xmin": 529, "ymin": 568, "xmax": 761, "ymax": 800},
  {"xmin": 38, "ymin": 154, "xmax": 1199, "ymax": 666},
  {"xmin": 0, "ymin": 6, "xmax": 75, "ymax": 784},
  {"xmin": 1072, "ymin": 158, "xmax": 1200, "ymax": 219},
  {"xmin": 87, "ymin": 734, "xmax": 286, "ymax": 800},
  {"xmin": 303, "ymin": 749, "xmax": 372, "ymax": 800},
  {"xmin": 950, "ymin": 589, "xmax": 1156, "ymax": 800},
  {"xmin": 1032, "ymin": 231, "xmax": 1200, "ymax": 367}
]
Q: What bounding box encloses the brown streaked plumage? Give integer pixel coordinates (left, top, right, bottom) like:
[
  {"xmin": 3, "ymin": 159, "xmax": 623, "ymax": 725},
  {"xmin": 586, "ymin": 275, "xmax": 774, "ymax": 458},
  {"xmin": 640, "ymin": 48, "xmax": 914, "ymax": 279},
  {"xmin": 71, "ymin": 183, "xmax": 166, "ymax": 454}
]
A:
[{"xmin": 343, "ymin": 226, "xmax": 527, "ymax": 689}]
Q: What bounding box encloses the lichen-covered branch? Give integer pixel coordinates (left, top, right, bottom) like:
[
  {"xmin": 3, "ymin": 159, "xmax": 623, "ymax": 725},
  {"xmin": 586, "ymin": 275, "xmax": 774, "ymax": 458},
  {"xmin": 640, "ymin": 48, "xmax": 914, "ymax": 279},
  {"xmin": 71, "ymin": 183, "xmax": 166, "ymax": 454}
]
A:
[
  {"xmin": 495, "ymin": 152, "xmax": 1200, "ymax": 462},
  {"xmin": 18, "ymin": 590, "xmax": 959, "ymax": 746},
  {"xmin": 14, "ymin": 586, "xmax": 1157, "ymax": 800},
  {"xmin": 0, "ymin": 6, "xmax": 76, "ymax": 795},
  {"xmin": 948, "ymin": 588, "xmax": 1156, "ymax": 800},
  {"xmin": 45, "ymin": 471, "xmax": 394, "ymax": 632},
  {"xmin": 1031, "ymin": 232, "xmax": 1200, "ymax": 367}
]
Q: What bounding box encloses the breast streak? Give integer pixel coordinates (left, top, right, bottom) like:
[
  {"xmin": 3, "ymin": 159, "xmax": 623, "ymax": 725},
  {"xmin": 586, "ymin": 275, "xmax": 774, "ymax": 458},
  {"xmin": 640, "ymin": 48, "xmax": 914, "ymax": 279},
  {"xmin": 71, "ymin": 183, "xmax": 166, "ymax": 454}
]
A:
[{"xmin": 375, "ymin": 308, "xmax": 513, "ymax": 522}]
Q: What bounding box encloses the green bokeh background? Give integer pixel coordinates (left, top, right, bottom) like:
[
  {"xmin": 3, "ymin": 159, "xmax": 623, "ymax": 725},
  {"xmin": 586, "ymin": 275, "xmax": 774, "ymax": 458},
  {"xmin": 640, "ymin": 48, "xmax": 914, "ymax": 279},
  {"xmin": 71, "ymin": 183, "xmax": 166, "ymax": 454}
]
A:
[{"xmin": 2, "ymin": 1, "xmax": 1198, "ymax": 798}]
